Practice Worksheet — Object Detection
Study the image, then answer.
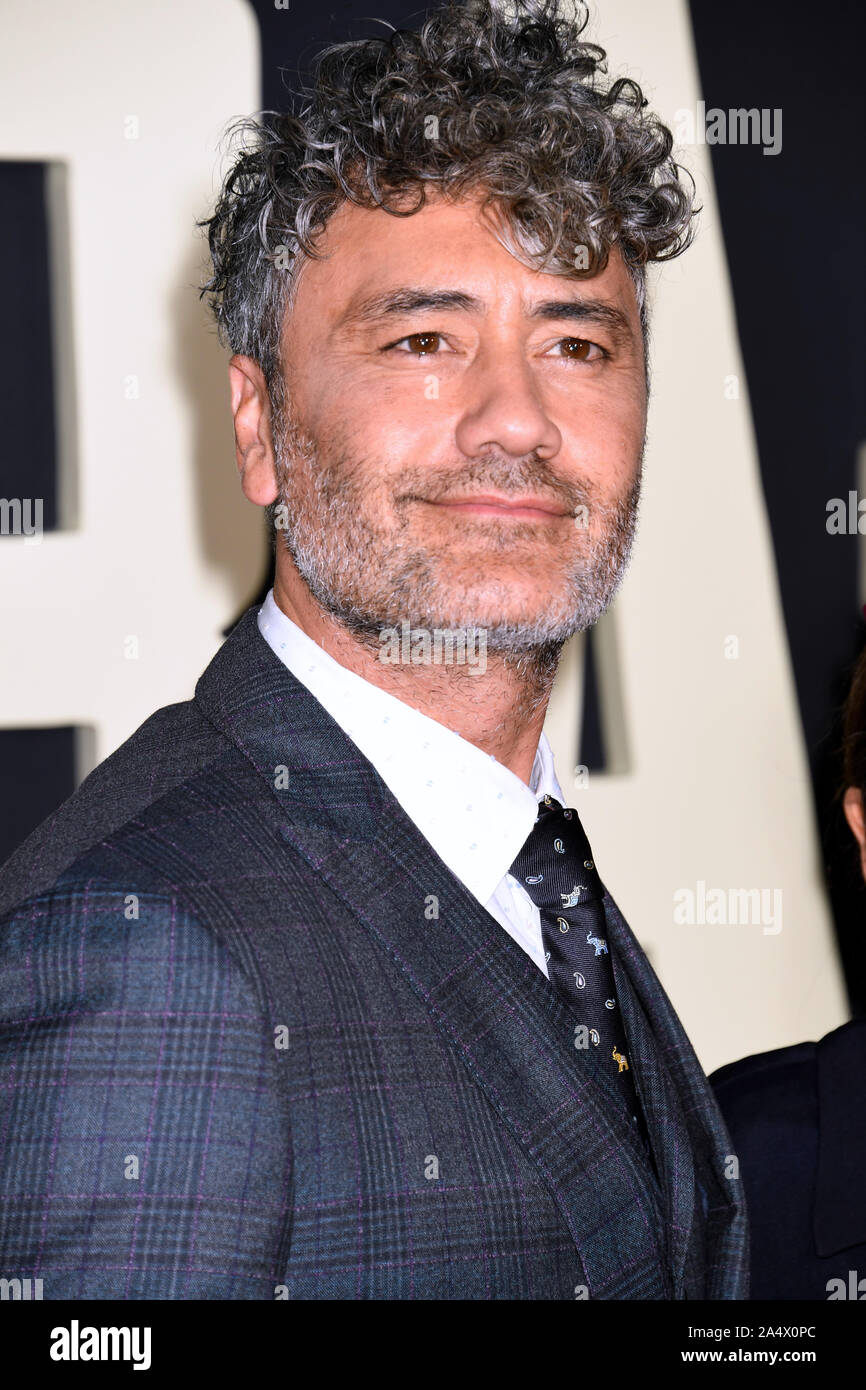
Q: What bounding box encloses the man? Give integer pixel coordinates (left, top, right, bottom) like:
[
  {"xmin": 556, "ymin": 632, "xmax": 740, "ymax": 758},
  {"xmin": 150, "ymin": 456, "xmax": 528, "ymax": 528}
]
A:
[
  {"xmin": 709, "ymin": 649, "xmax": 866, "ymax": 1300},
  {"xmin": 0, "ymin": 0, "xmax": 748, "ymax": 1298}
]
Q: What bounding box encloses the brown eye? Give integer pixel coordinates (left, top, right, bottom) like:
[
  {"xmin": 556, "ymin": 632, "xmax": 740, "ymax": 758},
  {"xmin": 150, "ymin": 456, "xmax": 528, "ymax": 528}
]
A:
[
  {"xmin": 404, "ymin": 332, "xmax": 441, "ymax": 355},
  {"xmin": 560, "ymin": 338, "xmax": 594, "ymax": 360}
]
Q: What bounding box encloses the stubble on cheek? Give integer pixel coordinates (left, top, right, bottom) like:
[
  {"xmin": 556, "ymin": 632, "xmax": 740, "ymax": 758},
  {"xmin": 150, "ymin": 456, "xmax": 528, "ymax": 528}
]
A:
[{"xmin": 272, "ymin": 398, "xmax": 643, "ymax": 644}]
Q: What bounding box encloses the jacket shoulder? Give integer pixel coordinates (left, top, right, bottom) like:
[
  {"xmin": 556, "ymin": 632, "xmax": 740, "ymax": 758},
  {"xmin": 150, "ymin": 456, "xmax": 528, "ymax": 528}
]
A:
[
  {"xmin": 0, "ymin": 697, "xmax": 228, "ymax": 920},
  {"xmin": 710, "ymin": 1040, "xmax": 817, "ymax": 1108}
]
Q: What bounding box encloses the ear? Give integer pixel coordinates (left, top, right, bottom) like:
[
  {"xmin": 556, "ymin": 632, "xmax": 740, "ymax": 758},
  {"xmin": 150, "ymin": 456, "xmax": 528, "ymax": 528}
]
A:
[
  {"xmin": 228, "ymin": 354, "xmax": 280, "ymax": 506},
  {"xmin": 843, "ymin": 786, "xmax": 866, "ymax": 883}
]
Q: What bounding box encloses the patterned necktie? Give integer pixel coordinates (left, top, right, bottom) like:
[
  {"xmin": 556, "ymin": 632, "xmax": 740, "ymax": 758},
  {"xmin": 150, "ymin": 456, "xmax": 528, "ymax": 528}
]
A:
[{"xmin": 510, "ymin": 794, "xmax": 649, "ymax": 1143}]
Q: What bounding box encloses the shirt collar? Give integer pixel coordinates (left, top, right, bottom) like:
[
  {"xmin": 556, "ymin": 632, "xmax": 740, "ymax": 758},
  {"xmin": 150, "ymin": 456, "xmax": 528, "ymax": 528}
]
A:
[{"xmin": 258, "ymin": 590, "xmax": 565, "ymax": 906}]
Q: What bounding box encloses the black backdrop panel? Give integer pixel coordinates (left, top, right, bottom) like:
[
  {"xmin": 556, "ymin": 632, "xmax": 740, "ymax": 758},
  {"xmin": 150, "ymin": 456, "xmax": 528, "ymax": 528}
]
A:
[
  {"xmin": 0, "ymin": 728, "xmax": 77, "ymax": 864},
  {"xmin": 0, "ymin": 161, "xmax": 58, "ymax": 531},
  {"xmin": 688, "ymin": 0, "xmax": 866, "ymax": 1012}
]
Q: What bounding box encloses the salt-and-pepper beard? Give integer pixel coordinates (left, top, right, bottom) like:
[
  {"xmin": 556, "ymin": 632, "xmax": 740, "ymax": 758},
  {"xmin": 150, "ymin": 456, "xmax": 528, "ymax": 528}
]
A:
[{"xmin": 270, "ymin": 388, "xmax": 643, "ymax": 706}]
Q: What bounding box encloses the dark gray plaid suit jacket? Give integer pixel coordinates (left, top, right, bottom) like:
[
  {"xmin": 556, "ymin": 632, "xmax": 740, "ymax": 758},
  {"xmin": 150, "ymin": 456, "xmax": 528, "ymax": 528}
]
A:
[{"xmin": 0, "ymin": 607, "xmax": 749, "ymax": 1299}]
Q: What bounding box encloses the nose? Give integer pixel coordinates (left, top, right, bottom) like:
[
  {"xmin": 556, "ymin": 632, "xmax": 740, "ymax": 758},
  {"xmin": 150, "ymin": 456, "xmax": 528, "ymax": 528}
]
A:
[{"xmin": 454, "ymin": 346, "xmax": 562, "ymax": 460}]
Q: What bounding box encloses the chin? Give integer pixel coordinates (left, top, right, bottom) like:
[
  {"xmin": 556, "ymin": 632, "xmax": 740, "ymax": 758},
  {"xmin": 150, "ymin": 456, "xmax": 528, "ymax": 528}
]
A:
[{"xmin": 413, "ymin": 591, "xmax": 575, "ymax": 636}]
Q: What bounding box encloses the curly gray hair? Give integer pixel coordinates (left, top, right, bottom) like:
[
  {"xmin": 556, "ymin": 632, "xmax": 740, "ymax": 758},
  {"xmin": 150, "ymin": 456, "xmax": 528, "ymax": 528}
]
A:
[{"xmin": 200, "ymin": 0, "xmax": 695, "ymax": 424}]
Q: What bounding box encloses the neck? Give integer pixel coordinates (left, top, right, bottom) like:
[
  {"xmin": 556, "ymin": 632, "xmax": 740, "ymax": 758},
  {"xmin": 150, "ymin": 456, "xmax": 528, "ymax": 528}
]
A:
[{"xmin": 272, "ymin": 570, "xmax": 562, "ymax": 787}]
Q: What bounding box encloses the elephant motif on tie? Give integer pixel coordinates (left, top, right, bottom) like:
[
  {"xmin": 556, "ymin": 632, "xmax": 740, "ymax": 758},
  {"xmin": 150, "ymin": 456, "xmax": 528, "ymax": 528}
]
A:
[{"xmin": 612, "ymin": 1046, "xmax": 629, "ymax": 1073}]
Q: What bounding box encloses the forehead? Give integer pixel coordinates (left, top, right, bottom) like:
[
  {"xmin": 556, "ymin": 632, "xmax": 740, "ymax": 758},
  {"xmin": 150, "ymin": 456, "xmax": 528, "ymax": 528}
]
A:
[{"xmin": 290, "ymin": 190, "xmax": 640, "ymax": 327}]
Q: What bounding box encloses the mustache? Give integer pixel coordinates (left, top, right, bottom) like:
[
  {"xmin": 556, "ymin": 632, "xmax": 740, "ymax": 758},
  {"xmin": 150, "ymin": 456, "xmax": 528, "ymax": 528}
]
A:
[{"xmin": 391, "ymin": 454, "xmax": 601, "ymax": 516}]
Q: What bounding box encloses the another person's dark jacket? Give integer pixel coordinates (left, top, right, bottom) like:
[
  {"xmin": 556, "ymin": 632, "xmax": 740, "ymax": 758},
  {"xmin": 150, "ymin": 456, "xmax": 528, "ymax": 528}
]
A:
[{"xmin": 711, "ymin": 1018, "xmax": 866, "ymax": 1300}]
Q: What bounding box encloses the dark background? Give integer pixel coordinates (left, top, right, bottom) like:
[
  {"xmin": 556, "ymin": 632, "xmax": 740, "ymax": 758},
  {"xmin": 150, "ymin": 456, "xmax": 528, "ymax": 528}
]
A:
[{"xmin": 1, "ymin": 0, "xmax": 864, "ymax": 1011}]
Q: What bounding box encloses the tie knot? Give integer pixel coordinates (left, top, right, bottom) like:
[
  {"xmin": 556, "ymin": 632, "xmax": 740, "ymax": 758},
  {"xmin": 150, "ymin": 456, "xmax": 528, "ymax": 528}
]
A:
[{"xmin": 510, "ymin": 799, "xmax": 603, "ymax": 916}]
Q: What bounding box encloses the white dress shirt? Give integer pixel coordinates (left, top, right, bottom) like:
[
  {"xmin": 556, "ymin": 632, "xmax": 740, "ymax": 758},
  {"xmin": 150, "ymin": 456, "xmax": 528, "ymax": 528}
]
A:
[{"xmin": 258, "ymin": 590, "xmax": 566, "ymax": 977}]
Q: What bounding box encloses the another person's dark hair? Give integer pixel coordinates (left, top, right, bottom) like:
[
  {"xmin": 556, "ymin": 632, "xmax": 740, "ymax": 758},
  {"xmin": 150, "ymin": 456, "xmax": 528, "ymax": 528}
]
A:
[{"xmin": 842, "ymin": 642, "xmax": 866, "ymax": 799}]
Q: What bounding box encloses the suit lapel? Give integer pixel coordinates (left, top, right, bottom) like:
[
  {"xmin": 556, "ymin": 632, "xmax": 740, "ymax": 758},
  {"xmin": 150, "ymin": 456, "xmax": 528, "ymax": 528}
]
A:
[
  {"xmin": 281, "ymin": 797, "xmax": 673, "ymax": 1295},
  {"xmin": 194, "ymin": 609, "xmax": 732, "ymax": 1297},
  {"xmin": 605, "ymin": 896, "xmax": 696, "ymax": 1297},
  {"xmin": 604, "ymin": 888, "xmax": 749, "ymax": 1298}
]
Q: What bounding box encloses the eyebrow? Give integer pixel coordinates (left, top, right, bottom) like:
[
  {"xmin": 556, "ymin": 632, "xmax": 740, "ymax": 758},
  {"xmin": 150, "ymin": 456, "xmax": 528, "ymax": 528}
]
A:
[{"xmin": 337, "ymin": 287, "xmax": 635, "ymax": 345}]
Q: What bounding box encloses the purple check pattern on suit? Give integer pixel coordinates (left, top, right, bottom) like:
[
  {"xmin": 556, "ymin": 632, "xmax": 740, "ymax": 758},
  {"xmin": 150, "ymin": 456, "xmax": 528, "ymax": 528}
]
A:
[{"xmin": 0, "ymin": 608, "xmax": 749, "ymax": 1299}]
